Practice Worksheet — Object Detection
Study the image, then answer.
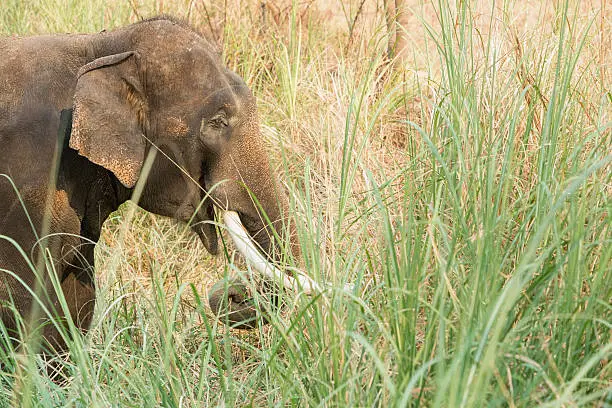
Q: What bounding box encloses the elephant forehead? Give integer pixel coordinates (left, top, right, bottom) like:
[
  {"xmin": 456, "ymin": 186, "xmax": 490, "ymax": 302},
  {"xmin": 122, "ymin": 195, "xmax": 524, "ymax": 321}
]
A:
[
  {"xmin": 165, "ymin": 116, "xmax": 190, "ymax": 137},
  {"xmin": 207, "ymin": 85, "xmax": 240, "ymax": 109}
]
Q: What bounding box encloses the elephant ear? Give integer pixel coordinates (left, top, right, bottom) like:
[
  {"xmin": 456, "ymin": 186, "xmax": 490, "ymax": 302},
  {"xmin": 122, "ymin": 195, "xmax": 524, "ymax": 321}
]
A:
[{"xmin": 70, "ymin": 51, "xmax": 147, "ymax": 188}]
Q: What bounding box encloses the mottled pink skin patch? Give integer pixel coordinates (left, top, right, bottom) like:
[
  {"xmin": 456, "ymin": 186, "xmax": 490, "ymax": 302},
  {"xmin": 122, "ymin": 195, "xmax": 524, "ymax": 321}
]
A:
[{"xmin": 166, "ymin": 116, "xmax": 190, "ymax": 137}]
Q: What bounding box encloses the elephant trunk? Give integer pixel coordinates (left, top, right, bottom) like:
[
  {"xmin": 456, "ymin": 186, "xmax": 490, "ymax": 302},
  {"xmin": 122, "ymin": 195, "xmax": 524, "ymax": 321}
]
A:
[
  {"xmin": 208, "ymin": 110, "xmax": 298, "ymax": 265},
  {"xmin": 205, "ymin": 106, "xmax": 307, "ymax": 328},
  {"xmin": 237, "ymin": 199, "xmax": 286, "ymax": 263}
]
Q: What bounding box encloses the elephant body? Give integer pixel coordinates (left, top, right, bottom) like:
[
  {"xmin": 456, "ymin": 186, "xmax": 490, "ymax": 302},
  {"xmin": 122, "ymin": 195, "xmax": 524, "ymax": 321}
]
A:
[{"xmin": 0, "ymin": 17, "xmax": 291, "ymax": 351}]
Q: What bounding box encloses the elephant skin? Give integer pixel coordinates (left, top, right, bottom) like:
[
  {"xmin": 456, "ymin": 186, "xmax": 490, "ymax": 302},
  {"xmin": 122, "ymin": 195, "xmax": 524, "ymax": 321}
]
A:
[{"xmin": 0, "ymin": 16, "xmax": 293, "ymax": 351}]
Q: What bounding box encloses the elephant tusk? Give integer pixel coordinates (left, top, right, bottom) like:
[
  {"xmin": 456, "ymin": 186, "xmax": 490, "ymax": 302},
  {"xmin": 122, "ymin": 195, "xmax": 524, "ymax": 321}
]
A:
[{"xmin": 222, "ymin": 211, "xmax": 322, "ymax": 294}]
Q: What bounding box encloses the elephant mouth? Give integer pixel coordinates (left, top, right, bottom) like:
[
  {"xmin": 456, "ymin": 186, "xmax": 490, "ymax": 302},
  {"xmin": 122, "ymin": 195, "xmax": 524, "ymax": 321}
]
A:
[
  {"xmin": 190, "ymin": 184, "xmax": 269, "ymax": 262},
  {"xmin": 191, "ymin": 182, "xmax": 219, "ymax": 255},
  {"xmin": 222, "ymin": 211, "xmax": 319, "ymax": 294},
  {"xmin": 191, "ymin": 176, "xmax": 317, "ymax": 293},
  {"xmin": 192, "ymin": 201, "xmax": 219, "ymax": 255},
  {"xmin": 193, "ymin": 171, "xmax": 269, "ymax": 260},
  {"xmin": 191, "ymin": 201, "xmax": 317, "ymax": 293}
]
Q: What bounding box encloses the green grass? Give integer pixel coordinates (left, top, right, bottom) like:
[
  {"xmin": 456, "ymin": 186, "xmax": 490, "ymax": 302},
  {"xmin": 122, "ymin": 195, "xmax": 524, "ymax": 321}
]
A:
[{"xmin": 0, "ymin": 0, "xmax": 610, "ymax": 406}]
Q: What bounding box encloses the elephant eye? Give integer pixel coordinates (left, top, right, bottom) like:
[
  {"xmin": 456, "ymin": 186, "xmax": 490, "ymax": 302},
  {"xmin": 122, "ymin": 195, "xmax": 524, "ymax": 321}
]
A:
[{"xmin": 209, "ymin": 113, "xmax": 228, "ymax": 129}]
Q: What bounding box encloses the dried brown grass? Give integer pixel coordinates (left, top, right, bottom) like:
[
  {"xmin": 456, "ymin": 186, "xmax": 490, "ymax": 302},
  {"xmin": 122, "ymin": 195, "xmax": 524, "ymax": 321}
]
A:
[{"xmin": 94, "ymin": 0, "xmax": 609, "ymax": 319}]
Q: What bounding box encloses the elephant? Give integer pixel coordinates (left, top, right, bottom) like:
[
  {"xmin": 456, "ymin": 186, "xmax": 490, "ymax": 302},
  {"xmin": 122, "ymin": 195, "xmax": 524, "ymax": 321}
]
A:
[{"xmin": 0, "ymin": 16, "xmax": 298, "ymax": 352}]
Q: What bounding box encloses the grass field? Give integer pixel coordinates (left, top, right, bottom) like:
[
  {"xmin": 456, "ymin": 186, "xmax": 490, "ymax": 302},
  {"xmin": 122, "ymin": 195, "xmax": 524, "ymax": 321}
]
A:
[{"xmin": 1, "ymin": 0, "xmax": 610, "ymax": 406}]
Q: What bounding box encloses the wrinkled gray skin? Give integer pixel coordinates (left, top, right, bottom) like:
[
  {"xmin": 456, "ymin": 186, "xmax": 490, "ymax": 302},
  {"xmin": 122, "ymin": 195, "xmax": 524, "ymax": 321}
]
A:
[{"xmin": 0, "ymin": 16, "xmax": 293, "ymax": 351}]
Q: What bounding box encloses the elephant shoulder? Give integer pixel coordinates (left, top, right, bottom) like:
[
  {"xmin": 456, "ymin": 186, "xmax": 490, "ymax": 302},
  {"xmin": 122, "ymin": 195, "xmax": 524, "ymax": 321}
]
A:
[{"xmin": 0, "ymin": 104, "xmax": 59, "ymax": 187}]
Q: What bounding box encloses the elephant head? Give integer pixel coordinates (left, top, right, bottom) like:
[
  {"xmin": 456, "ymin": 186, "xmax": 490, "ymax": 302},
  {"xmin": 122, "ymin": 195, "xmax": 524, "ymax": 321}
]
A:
[{"xmin": 68, "ymin": 18, "xmax": 295, "ymax": 328}]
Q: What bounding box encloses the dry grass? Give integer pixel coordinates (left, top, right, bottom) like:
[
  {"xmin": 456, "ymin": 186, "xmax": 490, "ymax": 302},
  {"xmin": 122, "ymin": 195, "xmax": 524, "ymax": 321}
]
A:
[
  {"xmin": 97, "ymin": 0, "xmax": 609, "ymax": 302},
  {"xmin": 0, "ymin": 0, "xmax": 610, "ymax": 406}
]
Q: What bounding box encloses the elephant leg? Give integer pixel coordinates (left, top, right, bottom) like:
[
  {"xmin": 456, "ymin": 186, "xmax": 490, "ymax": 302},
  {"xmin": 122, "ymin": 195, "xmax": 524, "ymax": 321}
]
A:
[
  {"xmin": 0, "ymin": 271, "xmax": 95, "ymax": 354},
  {"xmin": 42, "ymin": 268, "xmax": 95, "ymax": 352},
  {"xmin": 60, "ymin": 270, "xmax": 95, "ymax": 331}
]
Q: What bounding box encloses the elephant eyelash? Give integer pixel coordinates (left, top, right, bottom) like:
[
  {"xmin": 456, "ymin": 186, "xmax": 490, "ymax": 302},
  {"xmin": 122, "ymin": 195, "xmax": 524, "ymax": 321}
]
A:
[{"xmin": 209, "ymin": 114, "xmax": 228, "ymax": 129}]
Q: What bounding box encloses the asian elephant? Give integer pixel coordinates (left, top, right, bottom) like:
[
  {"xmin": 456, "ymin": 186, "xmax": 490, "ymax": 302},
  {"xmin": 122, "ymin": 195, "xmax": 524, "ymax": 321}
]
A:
[{"xmin": 0, "ymin": 16, "xmax": 296, "ymax": 351}]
